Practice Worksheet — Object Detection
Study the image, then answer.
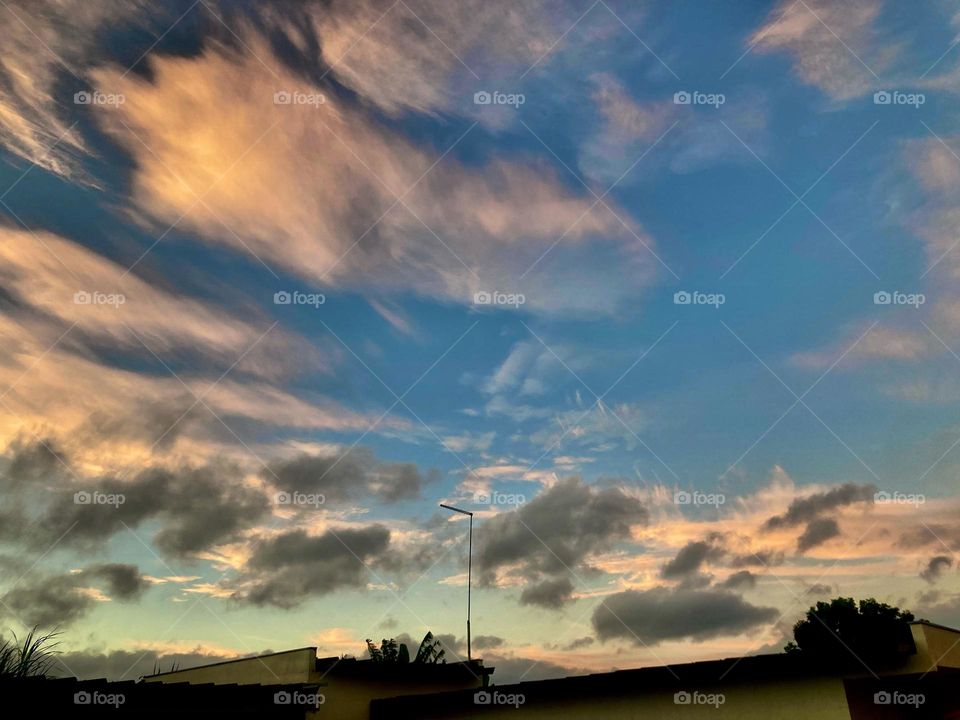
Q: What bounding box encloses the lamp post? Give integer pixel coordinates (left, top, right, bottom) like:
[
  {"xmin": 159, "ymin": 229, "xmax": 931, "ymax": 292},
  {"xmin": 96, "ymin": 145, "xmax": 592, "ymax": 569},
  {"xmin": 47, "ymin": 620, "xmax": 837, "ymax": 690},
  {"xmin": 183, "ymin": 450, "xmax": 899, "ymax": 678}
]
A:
[{"xmin": 440, "ymin": 503, "xmax": 473, "ymax": 661}]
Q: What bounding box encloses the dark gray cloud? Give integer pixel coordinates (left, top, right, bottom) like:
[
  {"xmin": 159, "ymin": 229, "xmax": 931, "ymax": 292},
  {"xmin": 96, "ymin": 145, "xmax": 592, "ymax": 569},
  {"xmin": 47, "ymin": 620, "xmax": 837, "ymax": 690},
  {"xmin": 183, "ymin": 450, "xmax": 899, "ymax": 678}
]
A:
[
  {"xmin": 0, "ymin": 563, "xmax": 148, "ymax": 628},
  {"xmin": 796, "ymin": 517, "xmax": 840, "ymax": 552},
  {"xmin": 563, "ymin": 636, "xmax": 594, "ymax": 651},
  {"xmin": 920, "ymin": 555, "xmax": 953, "ymax": 584},
  {"xmin": 661, "ymin": 538, "xmax": 725, "ymax": 579},
  {"xmin": 763, "ymin": 483, "xmax": 874, "ymax": 530},
  {"xmin": 519, "ymin": 577, "xmax": 575, "ymax": 609},
  {"xmin": 237, "ymin": 525, "xmax": 391, "ymax": 608},
  {"xmin": 264, "ymin": 448, "xmax": 432, "ymax": 504},
  {"xmin": 477, "ymin": 477, "xmax": 646, "ymax": 606},
  {"xmin": 592, "ymin": 587, "xmax": 778, "ymax": 645},
  {"xmin": 806, "ymin": 582, "xmax": 834, "ymax": 596},
  {"xmin": 481, "ymin": 653, "xmax": 588, "ymax": 683},
  {"xmin": 729, "ymin": 549, "xmax": 785, "ymax": 568},
  {"xmin": 718, "ymin": 570, "xmax": 756, "ymax": 590},
  {"xmin": 36, "ymin": 463, "xmax": 270, "ymax": 556},
  {"xmin": 472, "ymin": 635, "xmax": 504, "ymax": 650}
]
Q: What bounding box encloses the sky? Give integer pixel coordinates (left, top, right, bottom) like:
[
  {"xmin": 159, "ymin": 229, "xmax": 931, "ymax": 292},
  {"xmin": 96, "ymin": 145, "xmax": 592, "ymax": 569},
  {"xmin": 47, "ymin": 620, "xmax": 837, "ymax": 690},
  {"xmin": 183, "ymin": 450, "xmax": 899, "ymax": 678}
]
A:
[{"xmin": 1, "ymin": 0, "xmax": 959, "ymax": 685}]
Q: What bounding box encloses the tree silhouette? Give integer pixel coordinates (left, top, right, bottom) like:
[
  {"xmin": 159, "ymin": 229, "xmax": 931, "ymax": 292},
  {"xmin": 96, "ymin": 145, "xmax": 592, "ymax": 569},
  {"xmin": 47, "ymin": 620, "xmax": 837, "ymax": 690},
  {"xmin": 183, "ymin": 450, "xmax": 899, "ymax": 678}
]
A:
[
  {"xmin": 365, "ymin": 632, "xmax": 446, "ymax": 665},
  {"xmin": 785, "ymin": 597, "xmax": 916, "ymax": 665}
]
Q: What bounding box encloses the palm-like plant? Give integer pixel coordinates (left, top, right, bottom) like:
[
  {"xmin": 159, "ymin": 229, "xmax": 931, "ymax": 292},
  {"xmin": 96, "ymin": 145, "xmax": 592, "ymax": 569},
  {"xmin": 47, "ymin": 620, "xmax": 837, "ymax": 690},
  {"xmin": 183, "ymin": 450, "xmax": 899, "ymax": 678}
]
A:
[{"xmin": 0, "ymin": 627, "xmax": 61, "ymax": 678}]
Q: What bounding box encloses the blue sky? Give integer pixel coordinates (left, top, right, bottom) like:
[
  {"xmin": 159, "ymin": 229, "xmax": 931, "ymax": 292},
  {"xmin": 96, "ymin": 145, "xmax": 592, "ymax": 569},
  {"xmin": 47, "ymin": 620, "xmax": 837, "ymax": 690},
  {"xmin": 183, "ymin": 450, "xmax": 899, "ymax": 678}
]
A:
[{"xmin": 1, "ymin": 0, "xmax": 960, "ymax": 683}]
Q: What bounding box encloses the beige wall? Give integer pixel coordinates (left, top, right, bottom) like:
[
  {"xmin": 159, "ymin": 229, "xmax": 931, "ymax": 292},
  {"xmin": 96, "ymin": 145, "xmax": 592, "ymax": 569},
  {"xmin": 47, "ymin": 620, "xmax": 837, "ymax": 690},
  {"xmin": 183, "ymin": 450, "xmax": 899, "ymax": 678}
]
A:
[
  {"xmin": 904, "ymin": 623, "xmax": 960, "ymax": 674},
  {"xmin": 143, "ymin": 648, "xmax": 315, "ymax": 686},
  {"xmin": 313, "ymin": 674, "xmax": 481, "ymax": 720},
  {"xmin": 401, "ymin": 677, "xmax": 852, "ymax": 720}
]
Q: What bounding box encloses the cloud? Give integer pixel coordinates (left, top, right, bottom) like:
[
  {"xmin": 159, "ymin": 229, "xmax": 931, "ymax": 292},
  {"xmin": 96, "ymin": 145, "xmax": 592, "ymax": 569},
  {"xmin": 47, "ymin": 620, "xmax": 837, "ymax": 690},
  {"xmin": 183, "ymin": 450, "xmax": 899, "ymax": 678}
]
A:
[
  {"xmin": 796, "ymin": 517, "xmax": 841, "ymax": 552},
  {"xmin": 29, "ymin": 462, "xmax": 270, "ymax": 557},
  {"xmin": 234, "ymin": 525, "xmax": 392, "ymax": 608},
  {"xmin": 472, "ymin": 635, "xmax": 505, "ymax": 651},
  {"xmin": 0, "ymin": 563, "xmax": 148, "ymax": 627},
  {"xmin": 51, "ymin": 645, "xmax": 247, "ymax": 681},
  {"xmin": 749, "ymin": 0, "xmax": 889, "ymax": 100},
  {"xmin": 477, "ymin": 477, "xmax": 647, "ymax": 605},
  {"xmin": 719, "ymin": 570, "xmax": 757, "ymax": 590},
  {"xmin": 763, "ymin": 483, "xmax": 875, "ymax": 529},
  {"xmin": 661, "ymin": 537, "xmax": 725, "ymax": 579},
  {"xmin": 920, "ymin": 555, "xmax": 953, "ymax": 584},
  {"xmin": 519, "ymin": 577, "xmax": 575, "ymax": 609},
  {"xmin": 264, "ymin": 447, "xmax": 432, "ymax": 504},
  {"xmin": 592, "ymin": 587, "xmax": 778, "ymax": 645},
  {"xmin": 90, "ymin": 25, "xmax": 656, "ymax": 315}
]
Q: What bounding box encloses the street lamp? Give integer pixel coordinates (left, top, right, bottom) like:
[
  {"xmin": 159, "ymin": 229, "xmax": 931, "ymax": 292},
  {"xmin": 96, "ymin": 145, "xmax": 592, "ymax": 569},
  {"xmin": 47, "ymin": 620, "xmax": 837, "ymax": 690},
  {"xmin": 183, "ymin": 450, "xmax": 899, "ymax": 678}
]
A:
[{"xmin": 440, "ymin": 503, "xmax": 473, "ymax": 661}]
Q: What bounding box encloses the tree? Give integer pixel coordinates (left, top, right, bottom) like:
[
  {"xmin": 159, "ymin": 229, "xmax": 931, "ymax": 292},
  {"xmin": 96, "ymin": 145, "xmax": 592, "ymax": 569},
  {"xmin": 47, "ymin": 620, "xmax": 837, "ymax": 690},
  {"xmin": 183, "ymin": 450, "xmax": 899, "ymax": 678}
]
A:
[
  {"xmin": 0, "ymin": 627, "xmax": 61, "ymax": 678},
  {"xmin": 785, "ymin": 597, "xmax": 915, "ymax": 665},
  {"xmin": 365, "ymin": 632, "xmax": 446, "ymax": 665}
]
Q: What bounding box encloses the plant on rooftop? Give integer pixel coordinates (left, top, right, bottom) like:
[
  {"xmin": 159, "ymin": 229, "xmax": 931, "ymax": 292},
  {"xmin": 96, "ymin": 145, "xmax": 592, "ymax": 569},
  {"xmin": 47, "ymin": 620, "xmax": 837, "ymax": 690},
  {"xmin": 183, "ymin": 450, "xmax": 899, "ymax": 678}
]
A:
[{"xmin": 365, "ymin": 631, "xmax": 446, "ymax": 665}]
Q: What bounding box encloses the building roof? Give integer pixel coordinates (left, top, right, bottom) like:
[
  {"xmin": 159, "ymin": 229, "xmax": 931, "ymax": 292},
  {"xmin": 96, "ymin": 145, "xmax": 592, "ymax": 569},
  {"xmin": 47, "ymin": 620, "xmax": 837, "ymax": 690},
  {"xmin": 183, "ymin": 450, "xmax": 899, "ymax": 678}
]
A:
[{"xmin": 315, "ymin": 655, "xmax": 492, "ymax": 682}]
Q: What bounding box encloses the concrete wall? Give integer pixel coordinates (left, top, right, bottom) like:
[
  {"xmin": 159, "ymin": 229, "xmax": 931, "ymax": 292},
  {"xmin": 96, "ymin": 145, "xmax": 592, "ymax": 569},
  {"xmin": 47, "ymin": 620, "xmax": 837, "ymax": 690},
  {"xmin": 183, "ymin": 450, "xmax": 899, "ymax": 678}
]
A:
[
  {"xmin": 904, "ymin": 623, "xmax": 960, "ymax": 673},
  {"xmin": 314, "ymin": 674, "xmax": 482, "ymax": 720},
  {"xmin": 142, "ymin": 648, "xmax": 316, "ymax": 686},
  {"xmin": 375, "ymin": 677, "xmax": 853, "ymax": 720}
]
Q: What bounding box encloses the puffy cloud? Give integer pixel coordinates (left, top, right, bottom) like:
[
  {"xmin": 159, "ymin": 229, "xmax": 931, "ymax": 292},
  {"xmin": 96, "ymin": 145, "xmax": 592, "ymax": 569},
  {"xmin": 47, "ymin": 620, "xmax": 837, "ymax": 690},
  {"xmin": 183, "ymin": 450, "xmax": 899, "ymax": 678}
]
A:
[
  {"xmin": 519, "ymin": 577, "xmax": 575, "ymax": 609},
  {"xmin": 20, "ymin": 461, "xmax": 270, "ymax": 557},
  {"xmin": 234, "ymin": 525, "xmax": 392, "ymax": 608},
  {"xmin": 0, "ymin": 563, "xmax": 148, "ymax": 627},
  {"xmin": 749, "ymin": 0, "xmax": 889, "ymax": 100},
  {"xmin": 796, "ymin": 517, "xmax": 841, "ymax": 552},
  {"xmin": 52, "ymin": 645, "xmax": 247, "ymax": 681},
  {"xmin": 660, "ymin": 537, "xmax": 725, "ymax": 579},
  {"xmin": 920, "ymin": 555, "xmax": 953, "ymax": 584},
  {"xmin": 763, "ymin": 483, "xmax": 875, "ymax": 529},
  {"xmin": 592, "ymin": 587, "xmax": 778, "ymax": 645},
  {"xmin": 719, "ymin": 570, "xmax": 757, "ymax": 590},
  {"xmin": 477, "ymin": 477, "xmax": 647, "ymax": 605},
  {"xmin": 264, "ymin": 447, "xmax": 432, "ymax": 505}
]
